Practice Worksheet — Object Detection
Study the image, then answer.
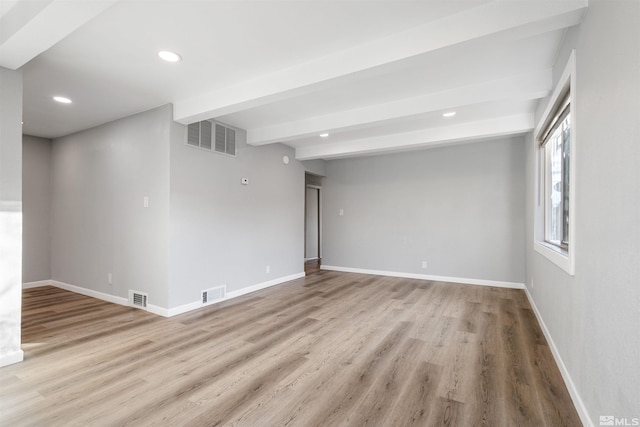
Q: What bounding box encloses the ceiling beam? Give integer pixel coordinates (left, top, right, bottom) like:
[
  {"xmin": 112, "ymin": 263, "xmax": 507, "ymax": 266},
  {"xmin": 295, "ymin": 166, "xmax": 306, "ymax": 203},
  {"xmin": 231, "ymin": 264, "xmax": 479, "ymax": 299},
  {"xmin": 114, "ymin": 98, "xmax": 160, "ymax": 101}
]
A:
[
  {"xmin": 173, "ymin": 0, "xmax": 586, "ymax": 124},
  {"xmin": 247, "ymin": 70, "xmax": 550, "ymax": 146},
  {"xmin": 295, "ymin": 114, "xmax": 533, "ymax": 160},
  {"xmin": 0, "ymin": 0, "xmax": 119, "ymax": 70}
]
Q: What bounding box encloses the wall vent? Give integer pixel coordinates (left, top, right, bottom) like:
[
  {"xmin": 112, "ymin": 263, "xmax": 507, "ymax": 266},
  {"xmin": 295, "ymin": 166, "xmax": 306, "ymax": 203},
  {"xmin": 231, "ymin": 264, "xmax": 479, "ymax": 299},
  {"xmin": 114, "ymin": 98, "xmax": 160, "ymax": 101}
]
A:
[
  {"xmin": 186, "ymin": 120, "xmax": 237, "ymax": 156},
  {"xmin": 128, "ymin": 290, "xmax": 148, "ymax": 309},
  {"xmin": 202, "ymin": 285, "xmax": 226, "ymax": 306},
  {"xmin": 214, "ymin": 123, "xmax": 236, "ymax": 156}
]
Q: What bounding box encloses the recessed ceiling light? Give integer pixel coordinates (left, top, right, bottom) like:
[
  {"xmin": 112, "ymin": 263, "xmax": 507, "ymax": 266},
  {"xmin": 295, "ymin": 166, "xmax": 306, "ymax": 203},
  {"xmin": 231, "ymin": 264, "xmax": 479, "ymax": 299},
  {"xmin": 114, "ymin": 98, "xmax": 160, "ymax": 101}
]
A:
[
  {"xmin": 442, "ymin": 111, "xmax": 456, "ymax": 117},
  {"xmin": 158, "ymin": 50, "xmax": 182, "ymax": 63},
  {"xmin": 53, "ymin": 96, "xmax": 72, "ymax": 104},
  {"xmin": 320, "ymin": 133, "xmax": 329, "ymax": 138}
]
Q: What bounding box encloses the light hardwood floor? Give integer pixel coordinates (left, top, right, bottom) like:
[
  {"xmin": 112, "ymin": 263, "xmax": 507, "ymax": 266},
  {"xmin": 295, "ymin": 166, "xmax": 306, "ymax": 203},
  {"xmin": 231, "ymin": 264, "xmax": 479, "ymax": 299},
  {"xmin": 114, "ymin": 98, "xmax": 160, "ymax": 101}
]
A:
[{"xmin": 1, "ymin": 271, "xmax": 581, "ymax": 426}]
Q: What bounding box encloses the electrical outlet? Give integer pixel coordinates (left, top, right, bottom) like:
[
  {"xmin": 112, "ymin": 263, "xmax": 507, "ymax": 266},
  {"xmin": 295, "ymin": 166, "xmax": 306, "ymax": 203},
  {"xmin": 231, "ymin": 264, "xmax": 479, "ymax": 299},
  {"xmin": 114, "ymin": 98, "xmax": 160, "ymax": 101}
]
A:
[
  {"xmin": 421, "ymin": 261, "xmax": 427, "ymax": 269},
  {"xmin": 108, "ymin": 273, "xmax": 113, "ymax": 285},
  {"xmin": 266, "ymin": 265, "xmax": 270, "ymax": 274},
  {"xmin": 143, "ymin": 196, "xmax": 149, "ymax": 208}
]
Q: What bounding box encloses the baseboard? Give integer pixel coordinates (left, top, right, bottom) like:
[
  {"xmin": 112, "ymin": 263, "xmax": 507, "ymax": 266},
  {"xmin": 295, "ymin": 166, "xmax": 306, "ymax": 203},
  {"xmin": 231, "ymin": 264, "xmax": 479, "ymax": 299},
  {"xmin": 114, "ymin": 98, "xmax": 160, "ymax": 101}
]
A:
[
  {"xmin": 164, "ymin": 301, "xmax": 202, "ymax": 317},
  {"xmin": 24, "ymin": 279, "xmax": 130, "ymax": 306},
  {"xmin": 304, "ymin": 257, "xmax": 319, "ymax": 261},
  {"xmin": 524, "ymin": 287, "xmax": 593, "ymax": 427},
  {"xmin": 50, "ymin": 280, "xmax": 129, "ymax": 306},
  {"xmin": 320, "ymin": 265, "xmax": 525, "ymax": 289},
  {"xmin": 226, "ymin": 272, "xmax": 306, "ymax": 299},
  {"xmin": 0, "ymin": 349, "xmax": 24, "ymax": 368},
  {"xmin": 29, "ymin": 280, "xmax": 172, "ymax": 317},
  {"xmin": 23, "ymin": 273, "xmax": 306, "ymax": 318},
  {"xmin": 22, "ymin": 280, "xmax": 53, "ymax": 289},
  {"xmin": 160, "ymin": 272, "xmax": 306, "ymax": 316}
]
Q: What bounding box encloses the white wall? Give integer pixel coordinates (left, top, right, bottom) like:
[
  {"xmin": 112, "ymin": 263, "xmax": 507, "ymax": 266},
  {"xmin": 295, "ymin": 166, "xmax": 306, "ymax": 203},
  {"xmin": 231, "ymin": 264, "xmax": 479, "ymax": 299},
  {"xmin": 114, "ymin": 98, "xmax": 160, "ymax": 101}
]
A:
[
  {"xmin": 525, "ymin": 1, "xmax": 640, "ymax": 423},
  {"xmin": 0, "ymin": 66, "xmax": 24, "ymax": 367},
  {"xmin": 322, "ymin": 137, "xmax": 525, "ymax": 284},
  {"xmin": 51, "ymin": 105, "xmax": 171, "ymax": 308},
  {"xmin": 168, "ymin": 122, "xmax": 305, "ymax": 307},
  {"xmin": 22, "ymin": 135, "xmax": 52, "ymax": 283}
]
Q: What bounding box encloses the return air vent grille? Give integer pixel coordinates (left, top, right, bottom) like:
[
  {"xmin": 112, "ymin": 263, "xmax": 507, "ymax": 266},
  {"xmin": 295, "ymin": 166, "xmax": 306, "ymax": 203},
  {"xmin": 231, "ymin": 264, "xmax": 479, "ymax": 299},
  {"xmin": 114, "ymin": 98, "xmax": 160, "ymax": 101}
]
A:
[
  {"xmin": 128, "ymin": 290, "xmax": 148, "ymax": 309},
  {"xmin": 202, "ymin": 285, "xmax": 226, "ymax": 306},
  {"xmin": 186, "ymin": 120, "xmax": 237, "ymax": 156},
  {"xmin": 201, "ymin": 120, "xmax": 212, "ymax": 150},
  {"xmin": 187, "ymin": 123, "xmax": 200, "ymax": 146}
]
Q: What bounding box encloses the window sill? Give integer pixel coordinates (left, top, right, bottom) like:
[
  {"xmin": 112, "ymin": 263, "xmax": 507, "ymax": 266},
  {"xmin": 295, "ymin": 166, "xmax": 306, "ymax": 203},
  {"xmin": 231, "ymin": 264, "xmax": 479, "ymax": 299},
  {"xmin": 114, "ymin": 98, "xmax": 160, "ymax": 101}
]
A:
[{"xmin": 534, "ymin": 241, "xmax": 575, "ymax": 276}]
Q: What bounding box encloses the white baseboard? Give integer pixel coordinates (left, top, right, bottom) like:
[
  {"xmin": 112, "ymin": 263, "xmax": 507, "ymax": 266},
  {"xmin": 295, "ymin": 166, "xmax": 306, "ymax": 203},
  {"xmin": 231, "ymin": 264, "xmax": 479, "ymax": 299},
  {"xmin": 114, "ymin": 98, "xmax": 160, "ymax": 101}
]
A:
[
  {"xmin": 22, "ymin": 280, "xmax": 53, "ymax": 289},
  {"xmin": 50, "ymin": 280, "xmax": 129, "ymax": 306},
  {"xmin": 162, "ymin": 272, "xmax": 306, "ymax": 317},
  {"xmin": 524, "ymin": 287, "xmax": 593, "ymax": 427},
  {"xmin": 22, "ymin": 272, "xmax": 306, "ymax": 318},
  {"xmin": 304, "ymin": 257, "xmax": 319, "ymax": 261},
  {"xmin": 320, "ymin": 265, "xmax": 525, "ymax": 289},
  {"xmin": 226, "ymin": 272, "xmax": 306, "ymax": 299},
  {"xmin": 0, "ymin": 350, "xmax": 24, "ymax": 368},
  {"xmin": 164, "ymin": 301, "xmax": 202, "ymax": 317},
  {"xmin": 0, "ymin": 349, "xmax": 24, "ymax": 368}
]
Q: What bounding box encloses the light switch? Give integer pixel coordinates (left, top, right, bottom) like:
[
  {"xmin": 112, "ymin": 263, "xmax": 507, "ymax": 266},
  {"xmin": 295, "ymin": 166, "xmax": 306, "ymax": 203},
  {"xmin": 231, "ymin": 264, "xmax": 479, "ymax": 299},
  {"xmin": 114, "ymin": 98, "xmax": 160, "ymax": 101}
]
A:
[{"xmin": 339, "ymin": 208, "xmax": 344, "ymax": 216}]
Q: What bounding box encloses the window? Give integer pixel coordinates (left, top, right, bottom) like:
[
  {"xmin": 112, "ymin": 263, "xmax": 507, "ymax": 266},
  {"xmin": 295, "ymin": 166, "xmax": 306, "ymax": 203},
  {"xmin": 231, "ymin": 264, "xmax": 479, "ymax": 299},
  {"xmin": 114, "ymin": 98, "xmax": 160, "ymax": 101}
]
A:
[
  {"xmin": 541, "ymin": 94, "xmax": 570, "ymax": 249},
  {"xmin": 534, "ymin": 50, "xmax": 576, "ymax": 275}
]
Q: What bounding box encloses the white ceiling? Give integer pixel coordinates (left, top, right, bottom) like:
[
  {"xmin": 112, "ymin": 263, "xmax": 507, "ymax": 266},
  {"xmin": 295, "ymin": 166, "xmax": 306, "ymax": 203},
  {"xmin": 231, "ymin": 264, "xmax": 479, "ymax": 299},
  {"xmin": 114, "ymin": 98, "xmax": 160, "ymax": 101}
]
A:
[{"xmin": 2, "ymin": 0, "xmax": 588, "ymax": 160}]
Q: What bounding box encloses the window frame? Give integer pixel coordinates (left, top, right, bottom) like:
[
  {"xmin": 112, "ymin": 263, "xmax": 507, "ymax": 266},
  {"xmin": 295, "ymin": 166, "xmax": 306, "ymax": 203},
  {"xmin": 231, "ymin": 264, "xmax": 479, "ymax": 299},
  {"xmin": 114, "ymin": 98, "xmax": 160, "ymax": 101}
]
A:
[{"xmin": 533, "ymin": 50, "xmax": 576, "ymax": 275}]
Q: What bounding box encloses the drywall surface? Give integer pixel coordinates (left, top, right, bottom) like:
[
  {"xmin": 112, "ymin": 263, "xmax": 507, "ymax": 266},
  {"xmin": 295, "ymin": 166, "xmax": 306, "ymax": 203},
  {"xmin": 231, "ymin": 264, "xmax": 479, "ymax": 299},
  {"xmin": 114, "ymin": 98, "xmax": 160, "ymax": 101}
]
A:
[
  {"xmin": 525, "ymin": 0, "xmax": 640, "ymax": 423},
  {"xmin": 323, "ymin": 137, "xmax": 525, "ymax": 283},
  {"xmin": 0, "ymin": 66, "xmax": 24, "ymax": 366},
  {"xmin": 301, "ymin": 159, "xmax": 326, "ymax": 176},
  {"xmin": 50, "ymin": 105, "xmax": 171, "ymax": 308},
  {"xmin": 168, "ymin": 124, "xmax": 305, "ymax": 308},
  {"xmin": 22, "ymin": 135, "xmax": 52, "ymax": 283}
]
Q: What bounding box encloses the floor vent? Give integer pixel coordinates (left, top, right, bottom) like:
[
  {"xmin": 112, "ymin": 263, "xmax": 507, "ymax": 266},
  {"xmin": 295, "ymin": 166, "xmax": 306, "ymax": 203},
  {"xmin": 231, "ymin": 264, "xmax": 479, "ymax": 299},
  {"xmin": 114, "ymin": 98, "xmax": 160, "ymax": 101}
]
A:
[
  {"xmin": 202, "ymin": 285, "xmax": 226, "ymax": 306},
  {"xmin": 129, "ymin": 290, "xmax": 148, "ymax": 309}
]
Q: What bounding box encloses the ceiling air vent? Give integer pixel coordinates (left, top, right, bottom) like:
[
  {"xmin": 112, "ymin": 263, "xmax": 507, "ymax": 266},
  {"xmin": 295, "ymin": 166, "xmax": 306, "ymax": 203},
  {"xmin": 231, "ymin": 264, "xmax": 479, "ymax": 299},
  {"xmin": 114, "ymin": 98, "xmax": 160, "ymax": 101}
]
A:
[
  {"xmin": 186, "ymin": 120, "xmax": 237, "ymax": 157},
  {"xmin": 128, "ymin": 290, "xmax": 148, "ymax": 309},
  {"xmin": 202, "ymin": 285, "xmax": 226, "ymax": 306}
]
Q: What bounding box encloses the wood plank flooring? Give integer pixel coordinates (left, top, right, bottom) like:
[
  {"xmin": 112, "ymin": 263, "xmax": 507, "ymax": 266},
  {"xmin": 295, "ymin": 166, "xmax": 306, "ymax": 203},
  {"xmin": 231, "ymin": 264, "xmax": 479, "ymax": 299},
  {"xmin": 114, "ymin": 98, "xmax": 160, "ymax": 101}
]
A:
[{"xmin": 1, "ymin": 271, "xmax": 581, "ymax": 426}]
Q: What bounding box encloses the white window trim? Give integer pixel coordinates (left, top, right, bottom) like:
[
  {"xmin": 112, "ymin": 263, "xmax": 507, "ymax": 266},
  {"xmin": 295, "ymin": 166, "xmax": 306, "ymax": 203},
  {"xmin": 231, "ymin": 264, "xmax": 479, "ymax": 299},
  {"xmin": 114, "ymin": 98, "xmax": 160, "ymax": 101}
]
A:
[{"xmin": 533, "ymin": 50, "xmax": 576, "ymax": 275}]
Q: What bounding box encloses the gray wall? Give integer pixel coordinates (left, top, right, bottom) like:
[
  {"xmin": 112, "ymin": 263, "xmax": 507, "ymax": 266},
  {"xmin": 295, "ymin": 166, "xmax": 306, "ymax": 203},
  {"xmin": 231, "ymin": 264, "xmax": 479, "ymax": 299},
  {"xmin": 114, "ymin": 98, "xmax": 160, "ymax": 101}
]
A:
[
  {"xmin": 22, "ymin": 135, "xmax": 52, "ymax": 283},
  {"xmin": 168, "ymin": 124, "xmax": 305, "ymax": 307},
  {"xmin": 525, "ymin": 0, "xmax": 640, "ymax": 422},
  {"xmin": 322, "ymin": 137, "xmax": 525, "ymax": 283},
  {"xmin": 302, "ymin": 159, "xmax": 326, "ymax": 177},
  {"xmin": 51, "ymin": 105, "xmax": 171, "ymax": 308},
  {"xmin": 0, "ymin": 66, "xmax": 24, "ymax": 366}
]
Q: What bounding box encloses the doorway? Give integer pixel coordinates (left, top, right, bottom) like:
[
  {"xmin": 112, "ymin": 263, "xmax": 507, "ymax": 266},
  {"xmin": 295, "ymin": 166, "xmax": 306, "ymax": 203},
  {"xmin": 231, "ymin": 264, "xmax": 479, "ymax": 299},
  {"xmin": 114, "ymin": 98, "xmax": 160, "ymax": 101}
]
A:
[
  {"xmin": 305, "ymin": 182, "xmax": 321, "ymax": 274},
  {"xmin": 304, "ymin": 172, "xmax": 323, "ymax": 273}
]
